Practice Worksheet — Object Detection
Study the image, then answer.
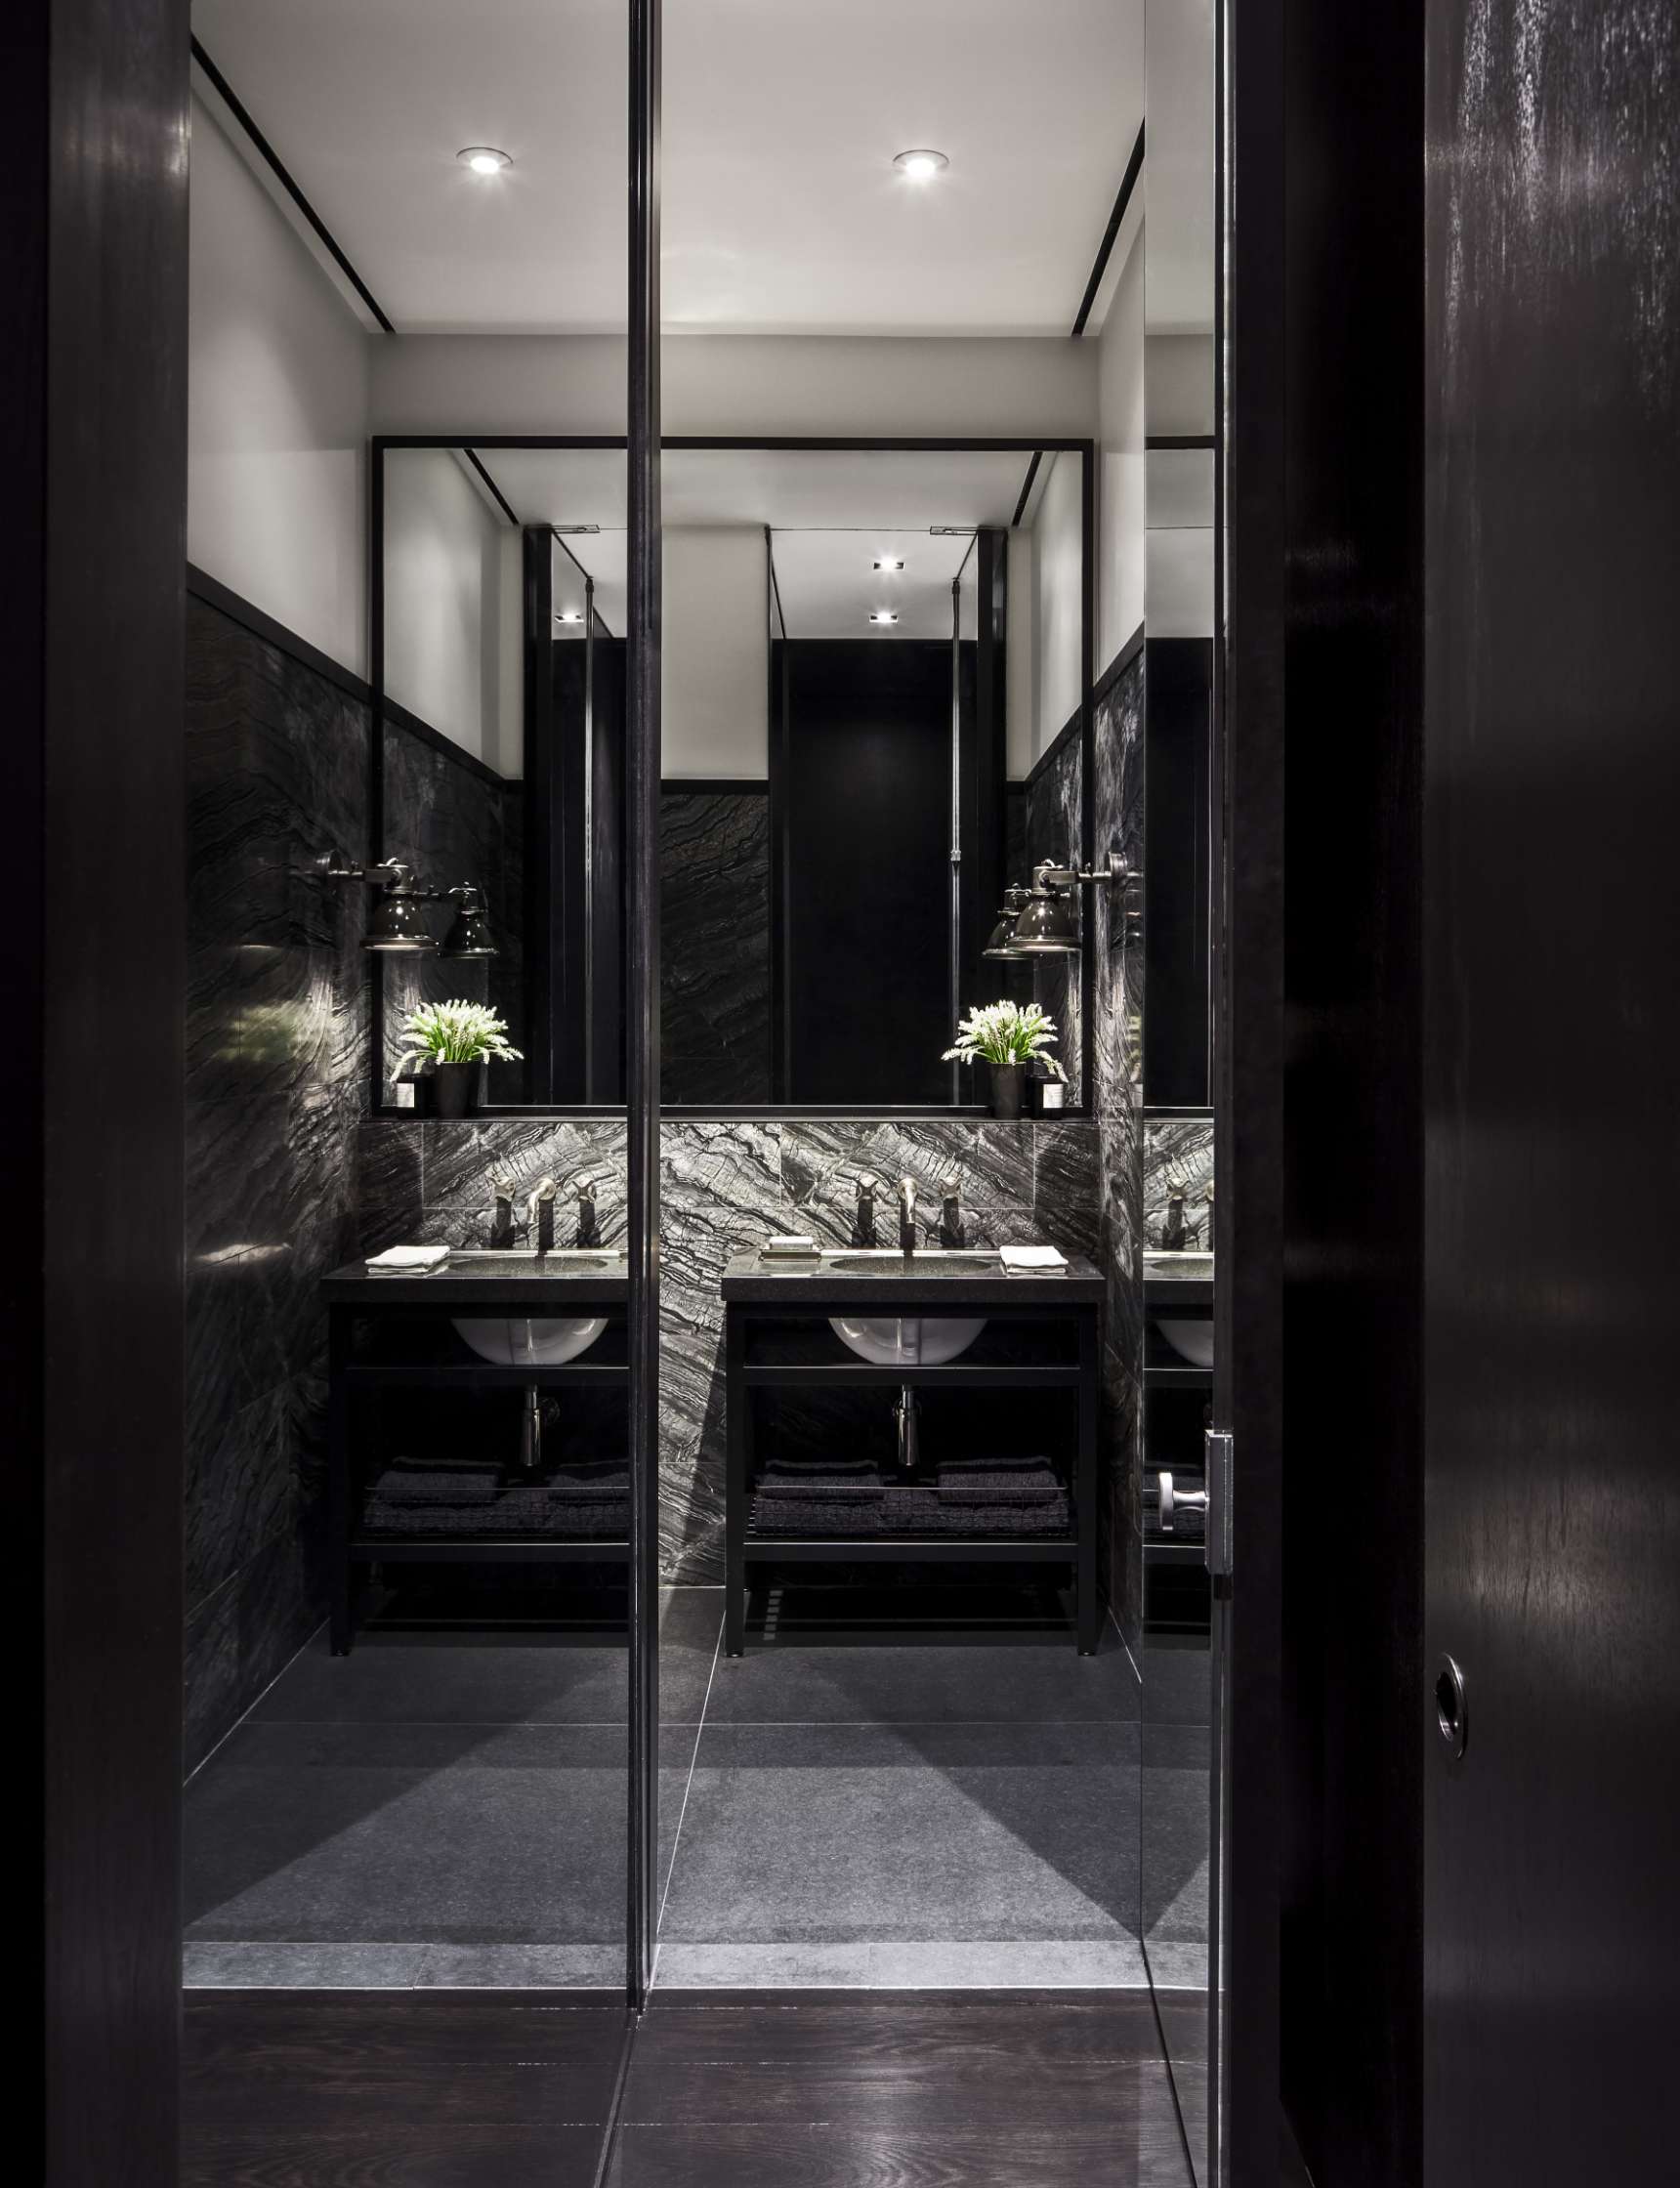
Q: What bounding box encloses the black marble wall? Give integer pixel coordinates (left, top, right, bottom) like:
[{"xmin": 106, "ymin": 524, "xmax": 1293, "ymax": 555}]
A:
[
  {"xmin": 1025, "ymin": 717, "xmax": 1084, "ymax": 1104},
  {"xmin": 660, "ymin": 787, "xmax": 771, "ymax": 1105},
  {"xmin": 184, "ymin": 594, "xmax": 369, "ymax": 1770},
  {"xmin": 1089, "ymin": 653, "xmax": 1147, "ymax": 1645},
  {"xmin": 380, "ymin": 720, "xmax": 525, "ymax": 1104},
  {"xmin": 355, "ymin": 1114, "xmax": 1099, "ymax": 1585}
]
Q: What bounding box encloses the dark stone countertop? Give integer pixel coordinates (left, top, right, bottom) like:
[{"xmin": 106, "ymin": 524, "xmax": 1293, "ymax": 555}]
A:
[
  {"xmin": 721, "ymin": 1247, "xmax": 1104, "ymax": 1306},
  {"xmin": 321, "ymin": 1248, "xmax": 629, "ymax": 1309}
]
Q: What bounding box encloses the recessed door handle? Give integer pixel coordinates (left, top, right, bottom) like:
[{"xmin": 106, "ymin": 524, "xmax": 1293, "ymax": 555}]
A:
[{"xmin": 1434, "ymin": 1652, "xmax": 1468, "ymax": 1761}]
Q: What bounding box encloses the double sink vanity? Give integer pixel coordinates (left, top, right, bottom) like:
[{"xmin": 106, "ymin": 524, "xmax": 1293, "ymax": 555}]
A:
[{"xmin": 319, "ymin": 1234, "xmax": 1109, "ymax": 1656}]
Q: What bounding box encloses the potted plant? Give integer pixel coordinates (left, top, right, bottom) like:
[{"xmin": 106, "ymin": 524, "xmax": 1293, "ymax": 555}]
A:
[
  {"xmin": 399, "ymin": 998, "xmax": 523, "ymax": 1118},
  {"xmin": 943, "ymin": 1000, "xmax": 1068, "ymax": 1119}
]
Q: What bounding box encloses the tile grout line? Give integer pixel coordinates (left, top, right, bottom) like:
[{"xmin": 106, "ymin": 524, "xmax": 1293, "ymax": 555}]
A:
[{"xmin": 654, "ymin": 1608, "xmax": 726, "ymax": 1950}]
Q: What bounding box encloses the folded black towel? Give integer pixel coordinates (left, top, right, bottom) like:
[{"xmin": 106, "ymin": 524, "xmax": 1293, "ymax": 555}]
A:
[
  {"xmin": 369, "ymin": 1466, "xmax": 499, "ymax": 1507},
  {"xmin": 753, "ymin": 1495, "xmax": 883, "ymax": 1536},
  {"xmin": 887, "ymin": 1488, "xmax": 1071, "ymax": 1536},
  {"xmin": 752, "ymin": 1472, "xmax": 885, "ymax": 1502},
  {"xmin": 362, "ymin": 1486, "xmax": 629, "ymax": 1537},
  {"xmin": 760, "ymin": 1456, "xmax": 881, "ymax": 1484},
  {"xmin": 938, "ymin": 1452, "xmax": 1058, "ymax": 1477},
  {"xmin": 937, "ymin": 1468, "xmax": 1063, "ymax": 1506}
]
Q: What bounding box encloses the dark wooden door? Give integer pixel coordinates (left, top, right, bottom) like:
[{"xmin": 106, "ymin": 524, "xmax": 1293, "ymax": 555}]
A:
[{"xmin": 1423, "ymin": 5, "xmax": 1680, "ymax": 2181}]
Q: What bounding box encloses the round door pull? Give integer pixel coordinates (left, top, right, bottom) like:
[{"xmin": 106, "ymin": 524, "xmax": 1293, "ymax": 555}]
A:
[{"xmin": 1434, "ymin": 1652, "xmax": 1468, "ymax": 1761}]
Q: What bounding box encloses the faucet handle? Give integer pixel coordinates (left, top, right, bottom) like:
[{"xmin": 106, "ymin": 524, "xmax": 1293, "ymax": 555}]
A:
[{"xmin": 527, "ymin": 1173, "xmax": 558, "ymax": 1209}]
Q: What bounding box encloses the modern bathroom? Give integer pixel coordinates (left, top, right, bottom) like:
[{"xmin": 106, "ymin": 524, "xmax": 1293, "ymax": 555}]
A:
[
  {"xmin": 180, "ymin": 0, "xmax": 1220, "ymax": 2164},
  {"xmin": 25, "ymin": 0, "xmax": 1680, "ymax": 2182}
]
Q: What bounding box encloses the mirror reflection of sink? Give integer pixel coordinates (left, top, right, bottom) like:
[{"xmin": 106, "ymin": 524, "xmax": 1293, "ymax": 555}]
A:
[
  {"xmin": 828, "ymin": 1316, "xmax": 987, "ymax": 1365},
  {"xmin": 1143, "ymin": 1250, "xmax": 1214, "ymax": 1278},
  {"xmin": 446, "ymin": 1249, "xmax": 624, "ymax": 1275},
  {"xmin": 1155, "ymin": 1318, "xmax": 1215, "ymax": 1368}
]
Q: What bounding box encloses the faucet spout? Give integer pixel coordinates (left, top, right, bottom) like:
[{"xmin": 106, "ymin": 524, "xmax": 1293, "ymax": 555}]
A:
[
  {"xmin": 898, "ymin": 1177, "xmax": 917, "ymax": 1254},
  {"xmin": 526, "ymin": 1175, "xmax": 557, "ymax": 1255}
]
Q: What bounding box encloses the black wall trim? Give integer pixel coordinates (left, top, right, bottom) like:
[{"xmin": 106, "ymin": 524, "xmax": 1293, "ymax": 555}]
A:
[
  {"xmin": 1024, "ymin": 703, "xmax": 1085, "ymax": 794},
  {"xmin": 660, "ymin": 777, "xmax": 768, "ymax": 796},
  {"xmin": 465, "ymin": 448, "xmax": 519, "ymax": 526},
  {"xmin": 1072, "ymin": 119, "xmax": 1146, "ymax": 337},
  {"xmin": 1148, "ymin": 434, "xmax": 1217, "ymax": 450},
  {"xmin": 1092, "ymin": 620, "xmax": 1147, "ymax": 709},
  {"xmin": 380, "ymin": 694, "xmax": 508, "ymax": 792},
  {"xmin": 187, "ymin": 563, "xmax": 371, "ymax": 706},
  {"xmin": 189, "ymin": 37, "xmax": 395, "ymax": 333},
  {"xmin": 1010, "ymin": 449, "xmax": 1042, "ymax": 528}
]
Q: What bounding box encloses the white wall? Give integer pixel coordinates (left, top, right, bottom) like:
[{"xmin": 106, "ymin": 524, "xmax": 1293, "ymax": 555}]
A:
[
  {"xmin": 189, "ymin": 95, "xmax": 372, "ymax": 675},
  {"xmin": 1030, "ymin": 449, "xmax": 1085, "ymax": 761},
  {"xmin": 372, "ymin": 333, "xmax": 1098, "ymax": 441},
  {"xmin": 661, "ymin": 528, "xmax": 769, "ymax": 777},
  {"xmin": 383, "ymin": 450, "xmax": 513, "ymax": 767},
  {"xmin": 1097, "ymin": 225, "xmax": 1147, "ymax": 670},
  {"xmin": 1006, "ymin": 528, "xmax": 1036, "ymax": 780}
]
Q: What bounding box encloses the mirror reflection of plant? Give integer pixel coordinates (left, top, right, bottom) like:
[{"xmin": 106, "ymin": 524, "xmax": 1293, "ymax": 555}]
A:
[
  {"xmin": 399, "ymin": 998, "xmax": 524, "ymax": 1067},
  {"xmin": 942, "ymin": 999, "xmax": 1068, "ymax": 1079}
]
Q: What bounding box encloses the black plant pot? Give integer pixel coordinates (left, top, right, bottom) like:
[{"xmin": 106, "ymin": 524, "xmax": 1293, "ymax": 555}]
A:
[
  {"xmin": 988, "ymin": 1062, "xmax": 1026, "ymax": 1119},
  {"xmin": 432, "ymin": 1061, "xmax": 479, "ymax": 1119}
]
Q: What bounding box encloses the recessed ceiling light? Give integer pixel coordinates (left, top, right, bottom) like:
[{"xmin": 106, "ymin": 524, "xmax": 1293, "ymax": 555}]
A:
[
  {"xmin": 893, "ymin": 148, "xmax": 948, "ymax": 181},
  {"xmin": 556, "ymin": 610, "xmax": 585, "ymax": 625},
  {"xmin": 873, "ymin": 556, "xmax": 905, "ymax": 572},
  {"xmin": 458, "ymin": 147, "xmax": 512, "ymax": 176},
  {"xmin": 868, "ymin": 610, "xmax": 899, "ymax": 626}
]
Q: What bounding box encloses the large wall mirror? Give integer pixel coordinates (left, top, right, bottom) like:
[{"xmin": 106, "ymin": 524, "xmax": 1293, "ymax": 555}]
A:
[{"xmin": 372, "ymin": 438, "xmax": 1093, "ymax": 1113}]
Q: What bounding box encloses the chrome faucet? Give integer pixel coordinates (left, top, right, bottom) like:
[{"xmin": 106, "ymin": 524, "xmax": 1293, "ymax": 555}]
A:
[
  {"xmin": 1160, "ymin": 1188, "xmax": 1189, "ymax": 1252},
  {"xmin": 854, "ymin": 1176, "xmax": 878, "ymax": 1247},
  {"xmin": 490, "ymin": 1174, "xmax": 518, "ymax": 1248},
  {"xmin": 898, "ymin": 1176, "xmax": 918, "ymax": 1254},
  {"xmin": 526, "ymin": 1175, "xmax": 558, "ymax": 1254},
  {"xmin": 940, "ymin": 1185, "xmax": 965, "ymax": 1249},
  {"xmin": 574, "ymin": 1175, "xmax": 600, "ymax": 1249}
]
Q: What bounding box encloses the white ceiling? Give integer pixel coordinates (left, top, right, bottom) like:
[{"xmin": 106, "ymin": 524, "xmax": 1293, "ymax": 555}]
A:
[
  {"xmin": 771, "ymin": 529, "xmax": 974, "ymax": 641},
  {"xmin": 192, "ymin": 0, "xmax": 1144, "ymax": 335}
]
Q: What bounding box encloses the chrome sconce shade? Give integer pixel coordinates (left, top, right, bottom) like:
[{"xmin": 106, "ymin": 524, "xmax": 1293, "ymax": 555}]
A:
[
  {"xmin": 315, "ymin": 851, "xmax": 496, "ymax": 957},
  {"xmin": 441, "ymin": 885, "xmax": 497, "ymax": 958},
  {"xmin": 982, "ymin": 886, "xmax": 1030, "ymax": 959},
  {"xmin": 1009, "ymin": 852, "xmax": 1137, "ymax": 956},
  {"xmin": 362, "ymin": 864, "xmax": 438, "ymax": 954}
]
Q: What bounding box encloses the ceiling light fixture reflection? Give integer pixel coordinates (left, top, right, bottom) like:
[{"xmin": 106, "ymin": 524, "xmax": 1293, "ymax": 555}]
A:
[
  {"xmin": 893, "ymin": 148, "xmax": 949, "ymax": 181},
  {"xmin": 868, "ymin": 610, "xmax": 900, "ymax": 626},
  {"xmin": 458, "ymin": 146, "xmax": 512, "ymax": 176},
  {"xmin": 873, "ymin": 556, "xmax": 905, "ymax": 572},
  {"xmin": 556, "ymin": 610, "xmax": 585, "ymax": 625}
]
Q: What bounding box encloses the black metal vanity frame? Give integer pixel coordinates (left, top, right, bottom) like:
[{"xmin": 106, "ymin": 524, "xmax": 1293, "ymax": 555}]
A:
[
  {"xmin": 721, "ymin": 1252, "xmax": 1105, "ymax": 1657},
  {"xmin": 321, "ymin": 1261, "xmax": 631, "ymax": 1653}
]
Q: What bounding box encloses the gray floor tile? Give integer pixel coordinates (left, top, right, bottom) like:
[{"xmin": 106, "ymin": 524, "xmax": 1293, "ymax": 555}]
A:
[
  {"xmin": 183, "ymin": 1940, "xmax": 432, "ymax": 1988},
  {"xmin": 248, "ymin": 1586, "xmax": 720, "ymax": 1728},
  {"xmin": 706, "ymin": 1620, "xmax": 1140, "ymax": 1727},
  {"xmin": 657, "ymin": 1719, "xmax": 1140, "ymax": 1948},
  {"xmin": 185, "ymin": 1716, "xmax": 692, "ymax": 1953},
  {"xmin": 1142, "ymin": 1765, "xmax": 1210, "ymax": 1944}
]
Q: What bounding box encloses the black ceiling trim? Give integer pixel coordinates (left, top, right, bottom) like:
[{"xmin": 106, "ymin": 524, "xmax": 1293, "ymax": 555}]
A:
[
  {"xmin": 191, "ymin": 37, "xmax": 395, "ymax": 334},
  {"xmin": 1071, "ymin": 120, "xmax": 1146, "ymax": 339},
  {"xmin": 465, "ymin": 449, "xmax": 519, "ymax": 525},
  {"xmin": 1010, "ymin": 449, "xmax": 1043, "ymax": 528}
]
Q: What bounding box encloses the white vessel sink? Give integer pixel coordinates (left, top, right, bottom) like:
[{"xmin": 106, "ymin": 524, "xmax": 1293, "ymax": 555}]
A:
[
  {"xmin": 1143, "ymin": 1249, "xmax": 1214, "ymax": 1279},
  {"xmin": 452, "ymin": 1315, "xmax": 608, "ymax": 1366},
  {"xmin": 828, "ymin": 1316, "xmax": 987, "ymax": 1365}
]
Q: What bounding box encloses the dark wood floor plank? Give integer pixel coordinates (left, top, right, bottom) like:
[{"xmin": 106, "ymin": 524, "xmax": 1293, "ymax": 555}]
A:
[
  {"xmin": 622, "ymin": 2053, "xmax": 1169, "ymax": 2133},
  {"xmin": 609, "ymin": 2116, "xmax": 1191, "ymax": 2188},
  {"xmin": 633, "ymin": 1995, "xmax": 1165, "ymax": 2068},
  {"xmin": 183, "ymin": 2120, "xmax": 607, "ymax": 2188}
]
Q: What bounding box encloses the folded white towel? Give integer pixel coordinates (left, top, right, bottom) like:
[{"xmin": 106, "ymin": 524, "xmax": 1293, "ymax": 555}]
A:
[
  {"xmin": 764, "ymin": 1233, "xmax": 819, "ymax": 1255},
  {"xmin": 364, "ymin": 1243, "xmax": 450, "ymax": 1272},
  {"xmin": 999, "ymin": 1243, "xmax": 1069, "ymax": 1272}
]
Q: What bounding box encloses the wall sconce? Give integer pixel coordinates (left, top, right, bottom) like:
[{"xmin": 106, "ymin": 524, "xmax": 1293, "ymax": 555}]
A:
[
  {"xmin": 1010, "ymin": 853, "xmax": 1138, "ymax": 955},
  {"xmin": 315, "ymin": 852, "xmax": 498, "ymax": 958},
  {"xmin": 982, "ymin": 886, "xmax": 1030, "ymax": 960}
]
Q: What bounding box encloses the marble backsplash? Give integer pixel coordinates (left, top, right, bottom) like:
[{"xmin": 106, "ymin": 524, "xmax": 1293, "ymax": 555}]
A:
[
  {"xmin": 1144, "ymin": 1115, "xmax": 1216, "ymax": 1248},
  {"xmin": 356, "ymin": 1114, "xmax": 1100, "ymax": 1584},
  {"xmin": 660, "ymin": 787, "xmax": 771, "ymax": 1105}
]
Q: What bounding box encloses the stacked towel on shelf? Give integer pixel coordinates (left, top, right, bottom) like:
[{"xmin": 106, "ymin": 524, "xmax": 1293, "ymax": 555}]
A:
[
  {"xmin": 753, "ymin": 1458, "xmax": 886, "ymax": 1536},
  {"xmin": 937, "ymin": 1454, "xmax": 1066, "ymax": 1507},
  {"xmin": 361, "ymin": 1455, "xmax": 629, "ymax": 1538},
  {"xmin": 888, "ymin": 1486, "xmax": 1071, "ymax": 1536}
]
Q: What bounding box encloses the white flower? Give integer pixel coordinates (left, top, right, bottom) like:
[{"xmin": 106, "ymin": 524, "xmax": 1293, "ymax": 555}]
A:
[
  {"xmin": 941, "ymin": 1000, "xmax": 1067, "ymax": 1079},
  {"xmin": 399, "ymin": 998, "xmax": 525, "ymax": 1066}
]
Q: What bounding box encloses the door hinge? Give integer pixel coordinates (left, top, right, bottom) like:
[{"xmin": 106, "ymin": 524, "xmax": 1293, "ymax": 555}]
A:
[{"xmin": 1203, "ymin": 1428, "xmax": 1233, "ymax": 1580}]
